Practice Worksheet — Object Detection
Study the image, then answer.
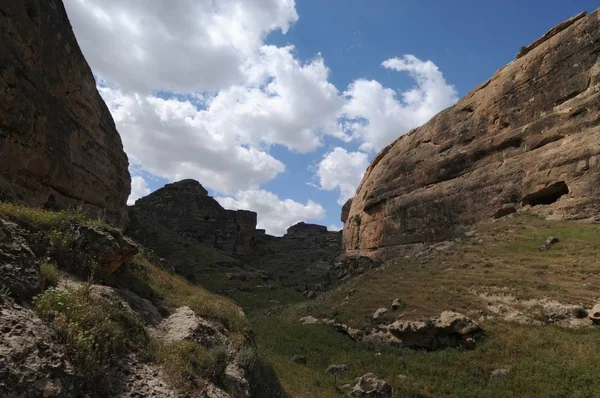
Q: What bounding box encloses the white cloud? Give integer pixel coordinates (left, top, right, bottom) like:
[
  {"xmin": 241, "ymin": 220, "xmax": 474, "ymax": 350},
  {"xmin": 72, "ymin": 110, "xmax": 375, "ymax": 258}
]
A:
[
  {"xmin": 316, "ymin": 148, "xmax": 369, "ymax": 205},
  {"xmin": 216, "ymin": 190, "xmax": 325, "ymax": 236},
  {"xmin": 127, "ymin": 175, "xmax": 151, "ymax": 205},
  {"xmin": 64, "ymin": 0, "xmax": 298, "ymax": 93},
  {"xmin": 341, "ymin": 54, "xmax": 458, "ymax": 152},
  {"xmin": 328, "ymin": 224, "xmax": 342, "ymax": 232},
  {"xmin": 99, "ymin": 86, "xmax": 286, "ymax": 194}
]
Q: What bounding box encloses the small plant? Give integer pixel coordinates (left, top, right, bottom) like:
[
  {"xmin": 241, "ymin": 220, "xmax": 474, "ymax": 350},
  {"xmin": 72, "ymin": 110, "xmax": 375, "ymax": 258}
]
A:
[
  {"xmin": 238, "ymin": 346, "xmax": 257, "ymax": 369},
  {"xmin": 39, "ymin": 261, "xmax": 59, "ymax": 290},
  {"xmin": 571, "ymin": 306, "xmax": 588, "ymax": 319},
  {"xmin": 0, "ymin": 284, "xmax": 11, "ymax": 303},
  {"xmin": 353, "ymin": 215, "xmax": 362, "ymax": 225}
]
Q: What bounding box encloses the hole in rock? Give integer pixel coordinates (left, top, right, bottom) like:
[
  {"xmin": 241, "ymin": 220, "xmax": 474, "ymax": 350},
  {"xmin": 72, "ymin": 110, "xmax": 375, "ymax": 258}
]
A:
[{"xmin": 521, "ymin": 181, "xmax": 569, "ymax": 207}]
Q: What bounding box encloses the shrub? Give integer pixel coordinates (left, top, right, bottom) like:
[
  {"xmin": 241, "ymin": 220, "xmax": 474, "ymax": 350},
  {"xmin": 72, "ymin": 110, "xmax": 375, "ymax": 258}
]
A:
[
  {"xmin": 238, "ymin": 346, "xmax": 257, "ymax": 369},
  {"xmin": 353, "ymin": 215, "xmax": 362, "ymax": 225},
  {"xmin": 33, "ymin": 287, "xmax": 147, "ymax": 391},
  {"xmin": 39, "ymin": 261, "xmax": 59, "ymax": 290},
  {"xmin": 152, "ymin": 340, "xmax": 228, "ymax": 391},
  {"xmin": 571, "ymin": 306, "xmax": 588, "ymax": 319}
]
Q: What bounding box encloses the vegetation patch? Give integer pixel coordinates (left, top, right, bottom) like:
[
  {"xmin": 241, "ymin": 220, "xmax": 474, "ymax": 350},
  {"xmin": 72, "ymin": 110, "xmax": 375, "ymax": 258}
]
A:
[
  {"xmin": 150, "ymin": 340, "xmax": 228, "ymax": 392},
  {"xmin": 33, "ymin": 286, "xmax": 148, "ymax": 392}
]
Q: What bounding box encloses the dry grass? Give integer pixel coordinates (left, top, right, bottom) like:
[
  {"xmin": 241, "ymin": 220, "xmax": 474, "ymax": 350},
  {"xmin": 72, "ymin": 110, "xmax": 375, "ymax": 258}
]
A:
[
  {"xmin": 0, "ymin": 201, "xmax": 107, "ymax": 228},
  {"xmin": 308, "ymin": 215, "xmax": 600, "ymax": 329}
]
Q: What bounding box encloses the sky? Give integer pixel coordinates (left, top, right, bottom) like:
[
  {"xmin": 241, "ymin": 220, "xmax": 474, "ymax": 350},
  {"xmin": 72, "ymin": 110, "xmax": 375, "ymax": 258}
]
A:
[{"xmin": 63, "ymin": 0, "xmax": 599, "ymax": 235}]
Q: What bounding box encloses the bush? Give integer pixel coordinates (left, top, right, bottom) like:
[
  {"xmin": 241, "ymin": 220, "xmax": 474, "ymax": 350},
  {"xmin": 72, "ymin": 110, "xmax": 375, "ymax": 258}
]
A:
[
  {"xmin": 152, "ymin": 340, "xmax": 228, "ymax": 391},
  {"xmin": 39, "ymin": 261, "xmax": 59, "ymax": 290},
  {"xmin": 571, "ymin": 306, "xmax": 588, "ymax": 319},
  {"xmin": 33, "ymin": 287, "xmax": 147, "ymax": 391}
]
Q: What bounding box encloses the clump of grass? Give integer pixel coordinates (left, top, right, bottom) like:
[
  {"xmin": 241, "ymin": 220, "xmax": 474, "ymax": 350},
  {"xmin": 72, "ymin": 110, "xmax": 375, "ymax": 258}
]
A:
[
  {"xmin": 0, "ymin": 201, "xmax": 106, "ymax": 229},
  {"xmin": 33, "ymin": 287, "xmax": 147, "ymax": 392},
  {"xmin": 39, "ymin": 261, "xmax": 59, "ymax": 290},
  {"xmin": 571, "ymin": 306, "xmax": 588, "ymax": 319},
  {"xmin": 151, "ymin": 340, "xmax": 228, "ymax": 392},
  {"xmin": 238, "ymin": 346, "xmax": 258, "ymax": 369}
]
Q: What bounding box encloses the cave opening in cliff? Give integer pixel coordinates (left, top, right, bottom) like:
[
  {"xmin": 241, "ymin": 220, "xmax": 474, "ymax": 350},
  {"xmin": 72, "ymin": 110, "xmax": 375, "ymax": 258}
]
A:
[{"xmin": 521, "ymin": 181, "xmax": 569, "ymax": 207}]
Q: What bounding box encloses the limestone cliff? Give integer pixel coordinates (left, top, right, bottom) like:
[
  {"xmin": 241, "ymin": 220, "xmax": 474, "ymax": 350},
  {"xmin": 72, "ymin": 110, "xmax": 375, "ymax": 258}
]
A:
[
  {"xmin": 343, "ymin": 9, "xmax": 600, "ymax": 257},
  {"xmin": 0, "ymin": 0, "xmax": 130, "ymax": 225}
]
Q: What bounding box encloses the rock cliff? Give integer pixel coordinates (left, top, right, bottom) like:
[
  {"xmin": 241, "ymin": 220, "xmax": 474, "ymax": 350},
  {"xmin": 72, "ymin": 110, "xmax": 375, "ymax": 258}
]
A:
[
  {"xmin": 0, "ymin": 0, "xmax": 130, "ymax": 225},
  {"xmin": 130, "ymin": 180, "xmax": 257, "ymax": 255},
  {"xmin": 343, "ymin": 9, "xmax": 600, "ymax": 257}
]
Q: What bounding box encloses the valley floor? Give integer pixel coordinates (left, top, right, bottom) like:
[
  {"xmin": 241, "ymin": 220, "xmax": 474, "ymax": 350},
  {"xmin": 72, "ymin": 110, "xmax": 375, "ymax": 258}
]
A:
[{"xmin": 244, "ymin": 214, "xmax": 600, "ymax": 397}]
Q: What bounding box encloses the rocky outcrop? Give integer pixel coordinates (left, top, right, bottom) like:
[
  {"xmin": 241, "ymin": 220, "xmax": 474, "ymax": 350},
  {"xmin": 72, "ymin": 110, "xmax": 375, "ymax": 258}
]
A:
[
  {"xmin": 349, "ymin": 373, "xmax": 392, "ymax": 398},
  {"xmin": 131, "ymin": 180, "xmax": 257, "ymax": 255},
  {"xmin": 0, "ymin": 0, "xmax": 131, "ymax": 225},
  {"xmin": 343, "ymin": 9, "xmax": 600, "ymax": 257},
  {"xmin": 0, "ymin": 299, "xmax": 80, "ymax": 397}
]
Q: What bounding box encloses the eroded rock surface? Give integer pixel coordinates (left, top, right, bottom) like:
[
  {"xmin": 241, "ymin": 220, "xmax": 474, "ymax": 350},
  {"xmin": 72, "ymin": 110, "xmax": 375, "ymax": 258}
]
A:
[
  {"xmin": 343, "ymin": 9, "xmax": 600, "ymax": 257},
  {"xmin": 0, "ymin": 0, "xmax": 130, "ymax": 225}
]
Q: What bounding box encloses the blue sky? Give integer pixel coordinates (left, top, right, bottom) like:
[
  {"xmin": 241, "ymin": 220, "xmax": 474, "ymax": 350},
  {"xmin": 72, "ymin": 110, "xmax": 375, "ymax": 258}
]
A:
[{"xmin": 64, "ymin": 0, "xmax": 598, "ymax": 235}]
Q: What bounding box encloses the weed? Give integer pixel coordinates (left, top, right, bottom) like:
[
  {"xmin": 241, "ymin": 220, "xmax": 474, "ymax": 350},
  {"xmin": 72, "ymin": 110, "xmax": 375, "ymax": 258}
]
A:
[{"xmin": 39, "ymin": 261, "xmax": 59, "ymax": 290}]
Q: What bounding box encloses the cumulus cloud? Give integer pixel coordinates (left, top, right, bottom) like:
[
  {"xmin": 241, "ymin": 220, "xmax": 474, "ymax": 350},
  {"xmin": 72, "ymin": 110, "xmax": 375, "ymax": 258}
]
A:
[
  {"xmin": 127, "ymin": 175, "xmax": 151, "ymax": 205},
  {"xmin": 216, "ymin": 190, "xmax": 325, "ymax": 236},
  {"xmin": 341, "ymin": 54, "xmax": 458, "ymax": 152},
  {"xmin": 328, "ymin": 224, "xmax": 342, "ymax": 232},
  {"xmin": 99, "ymin": 86, "xmax": 286, "ymax": 194},
  {"xmin": 64, "ymin": 0, "xmax": 298, "ymax": 93},
  {"xmin": 316, "ymin": 148, "xmax": 369, "ymax": 205}
]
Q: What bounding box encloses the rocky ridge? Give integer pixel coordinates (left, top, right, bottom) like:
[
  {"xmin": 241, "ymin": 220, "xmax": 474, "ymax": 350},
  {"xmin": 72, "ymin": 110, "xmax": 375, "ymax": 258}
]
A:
[
  {"xmin": 0, "ymin": 0, "xmax": 131, "ymax": 225},
  {"xmin": 343, "ymin": 9, "xmax": 600, "ymax": 258}
]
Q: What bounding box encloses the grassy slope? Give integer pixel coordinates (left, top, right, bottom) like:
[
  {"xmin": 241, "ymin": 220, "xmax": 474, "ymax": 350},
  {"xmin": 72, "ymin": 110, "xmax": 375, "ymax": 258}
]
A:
[{"xmin": 250, "ymin": 215, "xmax": 600, "ymax": 397}]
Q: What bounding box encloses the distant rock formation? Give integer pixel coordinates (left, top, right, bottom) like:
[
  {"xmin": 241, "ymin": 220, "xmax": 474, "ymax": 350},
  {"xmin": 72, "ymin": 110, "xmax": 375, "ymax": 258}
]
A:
[
  {"xmin": 0, "ymin": 0, "xmax": 131, "ymax": 225},
  {"xmin": 343, "ymin": 9, "xmax": 600, "ymax": 258},
  {"xmin": 130, "ymin": 180, "xmax": 257, "ymax": 255}
]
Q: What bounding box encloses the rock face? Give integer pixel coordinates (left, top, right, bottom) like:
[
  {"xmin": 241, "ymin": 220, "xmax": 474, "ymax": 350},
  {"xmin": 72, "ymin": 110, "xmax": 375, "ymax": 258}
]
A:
[
  {"xmin": 131, "ymin": 180, "xmax": 257, "ymax": 255},
  {"xmin": 343, "ymin": 9, "xmax": 600, "ymax": 257},
  {"xmin": 0, "ymin": 0, "xmax": 130, "ymax": 225}
]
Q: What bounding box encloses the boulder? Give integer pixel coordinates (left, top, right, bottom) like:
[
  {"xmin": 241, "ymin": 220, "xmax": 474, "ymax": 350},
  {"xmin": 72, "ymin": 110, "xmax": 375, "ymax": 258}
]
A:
[
  {"xmin": 0, "ymin": 0, "xmax": 130, "ymax": 225},
  {"xmin": 350, "ymin": 373, "xmax": 392, "ymax": 398},
  {"xmin": 158, "ymin": 306, "xmax": 227, "ymax": 348},
  {"xmin": 387, "ymin": 311, "xmax": 481, "ymax": 350},
  {"xmin": 71, "ymin": 224, "xmax": 138, "ymax": 273},
  {"xmin": 538, "ymin": 236, "xmax": 559, "ymax": 251},
  {"xmin": 342, "ymin": 9, "xmax": 600, "ymax": 258},
  {"xmin": 373, "ymin": 308, "xmax": 388, "ymax": 320},
  {"xmin": 327, "ymin": 364, "xmax": 349, "ymax": 375},
  {"xmin": 589, "ymin": 304, "xmax": 600, "ymax": 325}
]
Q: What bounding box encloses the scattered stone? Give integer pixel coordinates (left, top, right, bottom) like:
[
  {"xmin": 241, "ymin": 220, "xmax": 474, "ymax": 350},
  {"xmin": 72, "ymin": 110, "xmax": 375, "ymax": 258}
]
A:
[
  {"xmin": 391, "ymin": 299, "xmax": 403, "ymax": 310},
  {"xmin": 397, "ymin": 374, "xmax": 408, "ymax": 381},
  {"xmin": 490, "ymin": 367, "xmax": 511, "ymax": 379},
  {"xmin": 350, "ymin": 373, "xmax": 392, "ymax": 398},
  {"xmin": 589, "ymin": 304, "xmax": 600, "ymax": 325},
  {"xmin": 538, "ymin": 236, "xmax": 559, "ymax": 251},
  {"xmin": 299, "ymin": 316, "xmax": 319, "ymax": 325},
  {"xmin": 373, "ymin": 308, "xmax": 388, "ymax": 320},
  {"xmin": 291, "ymin": 355, "xmax": 307, "ymax": 365},
  {"xmin": 327, "ymin": 364, "xmax": 349, "ymax": 375}
]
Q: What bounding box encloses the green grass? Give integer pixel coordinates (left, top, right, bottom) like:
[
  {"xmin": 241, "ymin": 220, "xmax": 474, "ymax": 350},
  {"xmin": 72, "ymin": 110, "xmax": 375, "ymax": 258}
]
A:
[
  {"xmin": 252, "ymin": 312, "xmax": 600, "ymax": 397},
  {"xmin": 246, "ymin": 215, "xmax": 600, "ymax": 397}
]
